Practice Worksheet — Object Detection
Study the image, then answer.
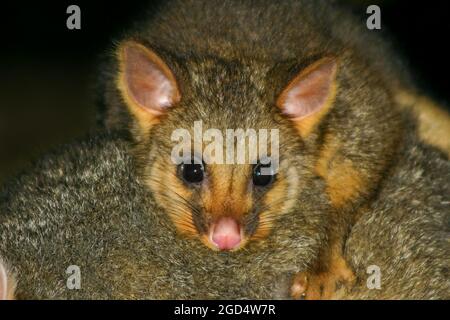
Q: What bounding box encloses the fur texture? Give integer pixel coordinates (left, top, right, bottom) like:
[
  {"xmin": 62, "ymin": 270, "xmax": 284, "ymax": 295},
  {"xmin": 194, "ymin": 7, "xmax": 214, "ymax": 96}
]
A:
[
  {"xmin": 0, "ymin": 130, "xmax": 448, "ymax": 299},
  {"xmin": 95, "ymin": 0, "xmax": 448, "ymax": 297},
  {"xmin": 0, "ymin": 133, "xmax": 329, "ymax": 299}
]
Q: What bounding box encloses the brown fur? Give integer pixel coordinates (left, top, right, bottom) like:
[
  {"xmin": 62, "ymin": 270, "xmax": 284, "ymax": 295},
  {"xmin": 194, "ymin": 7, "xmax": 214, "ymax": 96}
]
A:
[
  {"xmin": 315, "ymin": 133, "xmax": 368, "ymax": 208},
  {"xmin": 395, "ymin": 90, "xmax": 450, "ymax": 157},
  {"xmin": 97, "ymin": 0, "xmax": 447, "ymax": 299}
]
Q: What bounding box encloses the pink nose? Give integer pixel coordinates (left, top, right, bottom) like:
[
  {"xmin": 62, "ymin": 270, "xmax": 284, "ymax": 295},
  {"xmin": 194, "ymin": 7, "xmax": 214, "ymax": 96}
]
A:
[{"xmin": 211, "ymin": 217, "xmax": 242, "ymax": 250}]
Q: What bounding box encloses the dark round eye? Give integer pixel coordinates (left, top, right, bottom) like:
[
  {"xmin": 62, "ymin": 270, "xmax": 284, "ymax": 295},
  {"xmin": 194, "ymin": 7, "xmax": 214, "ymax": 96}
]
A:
[
  {"xmin": 253, "ymin": 161, "xmax": 275, "ymax": 187},
  {"xmin": 178, "ymin": 160, "xmax": 205, "ymax": 184}
]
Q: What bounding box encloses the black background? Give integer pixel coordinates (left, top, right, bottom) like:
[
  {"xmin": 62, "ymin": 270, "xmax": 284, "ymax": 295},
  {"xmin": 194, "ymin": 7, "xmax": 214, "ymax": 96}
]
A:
[{"xmin": 0, "ymin": 0, "xmax": 449, "ymax": 183}]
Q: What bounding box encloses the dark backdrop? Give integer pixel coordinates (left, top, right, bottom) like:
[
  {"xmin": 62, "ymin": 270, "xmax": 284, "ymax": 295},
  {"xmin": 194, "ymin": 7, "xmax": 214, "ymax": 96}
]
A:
[{"xmin": 1, "ymin": 0, "xmax": 449, "ymax": 183}]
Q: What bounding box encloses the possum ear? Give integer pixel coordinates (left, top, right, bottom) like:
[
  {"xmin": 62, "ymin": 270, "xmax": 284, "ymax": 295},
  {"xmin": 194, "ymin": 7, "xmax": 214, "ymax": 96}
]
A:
[
  {"xmin": 0, "ymin": 260, "xmax": 15, "ymax": 300},
  {"xmin": 276, "ymin": 57, "xmax": 338, "ymax": 137},
  {"xmin": 117, "ymin": 41, "xmax": 181, "ymax": 130}
]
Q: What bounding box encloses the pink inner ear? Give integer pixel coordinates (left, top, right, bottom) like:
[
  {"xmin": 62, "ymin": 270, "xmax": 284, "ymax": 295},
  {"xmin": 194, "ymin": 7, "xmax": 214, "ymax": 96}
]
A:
[
  {"xmin": 280, "ymin": 59, "xmax": 337, "ymax": 119},
  {"xmin": 123, "ymin": 44, "xmax": 179, "ymax": 114}
]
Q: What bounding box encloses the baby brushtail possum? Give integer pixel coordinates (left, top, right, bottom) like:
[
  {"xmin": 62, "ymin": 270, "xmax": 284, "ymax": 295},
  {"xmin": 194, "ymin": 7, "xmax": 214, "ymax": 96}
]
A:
[
  {"xmin": 0, "ymin": 130, "xmax": 447, "ymax": 299},
  {"xmin": 0, "ymin": 133, "xmax": 330, "ymax": 299},
  {"xmin": 98, "ymin": 0, "xmax": 448, "ymax": 298}
]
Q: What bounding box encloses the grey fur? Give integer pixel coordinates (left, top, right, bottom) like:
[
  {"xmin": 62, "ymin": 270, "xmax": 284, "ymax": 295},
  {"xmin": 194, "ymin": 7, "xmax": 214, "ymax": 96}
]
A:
[
  {"xmin": 0, "ymin": 0, "xmax": 447, "ymax": 300},
  {"xmin": 342, "ymin": 134, "xmax": 450, "ymax": 299},
  {"xmin": 0, "ymin": 131, "xmax": 448, "ymax": 299},
  {"xmin": 0, "ymin": 133, "xmax": 328, "ymax": 299}
]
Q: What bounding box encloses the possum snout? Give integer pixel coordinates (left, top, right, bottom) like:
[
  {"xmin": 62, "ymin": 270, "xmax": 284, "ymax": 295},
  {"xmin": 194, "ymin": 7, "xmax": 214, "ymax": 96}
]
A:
[{"xmin": 209, "ymin": 217, "xmax": 243, "ymax": 250}]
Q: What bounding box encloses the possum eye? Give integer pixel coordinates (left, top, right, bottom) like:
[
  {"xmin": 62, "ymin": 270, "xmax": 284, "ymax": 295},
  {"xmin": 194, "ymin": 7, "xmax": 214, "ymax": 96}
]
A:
[
  {"xmin": 253, "ymin": 161, "xmax": 276, "ymax": 187},
  {"xmin": 178, "ymin": 159, "xmax": 205, "ymax": 184}
]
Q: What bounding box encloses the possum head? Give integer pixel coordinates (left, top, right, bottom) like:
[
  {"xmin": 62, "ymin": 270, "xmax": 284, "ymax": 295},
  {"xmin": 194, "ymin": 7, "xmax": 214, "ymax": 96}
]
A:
[{"xmin": 116, "ymin": 41, "xmax": 337, "ymax": 252}]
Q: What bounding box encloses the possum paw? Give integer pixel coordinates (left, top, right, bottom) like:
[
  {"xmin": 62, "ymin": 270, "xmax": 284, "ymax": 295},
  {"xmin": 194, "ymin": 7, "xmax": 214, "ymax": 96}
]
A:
[{"xmin": 291, "ymin": 257, "xmax": 355, "ymax": 300}]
